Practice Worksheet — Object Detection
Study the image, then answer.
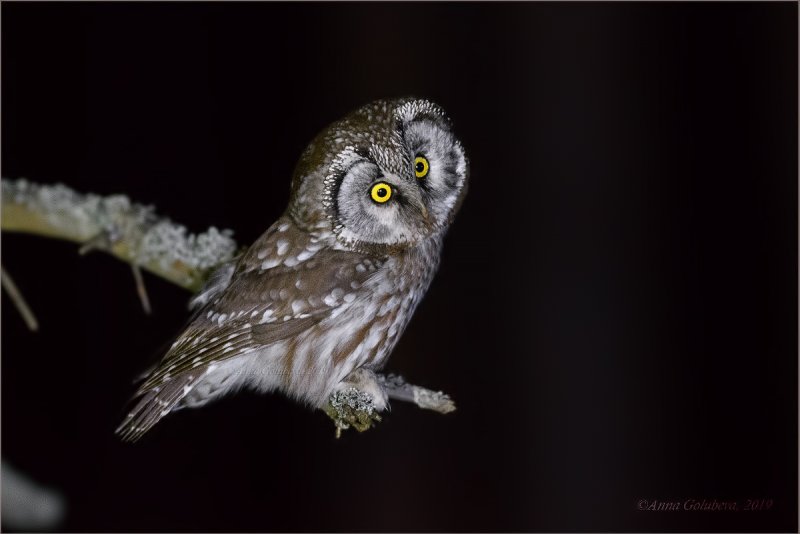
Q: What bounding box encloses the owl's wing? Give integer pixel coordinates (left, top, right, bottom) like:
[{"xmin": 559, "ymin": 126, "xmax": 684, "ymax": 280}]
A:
[
  {"xmin": 139, "ymin": 262, "xmax": 384, "ymax": 390},
  {"xmin": 117, "ymin": 220, "xmax": 383, "ymax": 441}
]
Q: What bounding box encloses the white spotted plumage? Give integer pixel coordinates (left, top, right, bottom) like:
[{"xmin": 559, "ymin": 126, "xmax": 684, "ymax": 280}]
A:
[{"xmin": 116, "ymin": 98, "xmax": 468, "ymax": 442}]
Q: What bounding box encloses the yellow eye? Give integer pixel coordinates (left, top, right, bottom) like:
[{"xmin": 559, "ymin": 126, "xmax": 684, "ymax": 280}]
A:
[
  {"xmin": 370, "ymin": 182, "xmax": 393, "ymax": 203},
  {"xmin": 414, "ymin": 156, "xmax": 429, "ymax": 178}
]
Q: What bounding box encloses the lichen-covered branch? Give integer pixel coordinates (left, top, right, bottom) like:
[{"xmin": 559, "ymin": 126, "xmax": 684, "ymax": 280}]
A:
[
  {"xmin": 1, "ymin": 177, "xmax": 456, "ymax": 419},
  {"xmin": 324, "ymin": 376, "xmax": 456, "ymax": 437},
  {"xmin": 1, "ymin": 178, "xmax": 238, "ymax": 292},
  {"xmin": 378, "ymin": 373, "xmax": 456, "ymax": 414}
]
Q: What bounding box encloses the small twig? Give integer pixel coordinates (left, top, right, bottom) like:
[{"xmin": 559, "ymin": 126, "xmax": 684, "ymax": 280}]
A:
[
  {"xmin": 78, "ymin": 231, "xmax": 112, "ymax": 256},
  {"xmin": 79, "ymin": 230, "xmax": 152, "ymax": 314},
  {"xmin": 130, "ymin": 264, "xmax": 152, "ymax": 315},
  {"xmin": 378, "ymin": 373, "xmax": 456, "ymax": 414},
  {"xmin": 1, "ymin": 265, "xmax": 39, "ymax": 331}
]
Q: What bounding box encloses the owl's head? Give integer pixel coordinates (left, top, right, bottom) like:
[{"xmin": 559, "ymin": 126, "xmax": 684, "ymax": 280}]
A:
[{"xmin": 288, "ymin": 98, "xmax": 468, "ymax": 252}]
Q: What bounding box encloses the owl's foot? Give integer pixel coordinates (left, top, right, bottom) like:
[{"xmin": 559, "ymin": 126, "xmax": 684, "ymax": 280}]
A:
[{"xmin": 324, "ymin": 387, "xmax": 383, "ymax": 438}]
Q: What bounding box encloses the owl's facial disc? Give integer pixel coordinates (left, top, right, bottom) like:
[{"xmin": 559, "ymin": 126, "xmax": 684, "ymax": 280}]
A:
[
  {"xmin": 307, "ymin": 99, "xmax": 467, "ymax": 251},
  {"xmin": 400, "ymin": 114, "xmax": 468, "ymax": 230},
  {"xmin": 331, "ymin": 151, "xmax": 433, "ymax": 248}
]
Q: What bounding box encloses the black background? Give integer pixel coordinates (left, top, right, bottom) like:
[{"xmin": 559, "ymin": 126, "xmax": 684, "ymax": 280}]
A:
[{"xmin": 2, "ymin": 2, "xmax": 797, "ymax": 532}]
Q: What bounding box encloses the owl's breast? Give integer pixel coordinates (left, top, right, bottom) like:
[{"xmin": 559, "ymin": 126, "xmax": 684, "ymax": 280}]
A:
[
  {"xmin": 278, "ymin": 235, "xmax": 444, "ymax": 406},
  {"xmin": 365, "ymin": 237, "xmax": 444, "ymax": 367}
]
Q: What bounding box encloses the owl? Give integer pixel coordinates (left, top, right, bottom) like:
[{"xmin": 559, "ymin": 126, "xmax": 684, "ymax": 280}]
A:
[{"xmin": 116, "ymin": 98, "xmax": 468, "ymax": 442}]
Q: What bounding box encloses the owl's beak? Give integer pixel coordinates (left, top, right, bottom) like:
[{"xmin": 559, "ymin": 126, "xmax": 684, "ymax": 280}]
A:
[
  {"xmin": 419, "ymin": 203, "xmax": 429, "ymax": 221},
  {"xmin": 404, "ymin": 186, "xmax": 430, "ymax": 222}
]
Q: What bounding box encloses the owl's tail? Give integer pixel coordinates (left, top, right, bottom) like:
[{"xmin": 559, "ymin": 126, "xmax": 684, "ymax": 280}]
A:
[{"xmin": 115, "ymin": 372, "xmax": 198, "ymax": 443}]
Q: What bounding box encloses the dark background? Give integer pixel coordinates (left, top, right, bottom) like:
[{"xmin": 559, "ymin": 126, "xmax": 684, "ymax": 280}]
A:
[{"xmin": 2, "ymin": 2, "xmax": 797, "ymax": 532}]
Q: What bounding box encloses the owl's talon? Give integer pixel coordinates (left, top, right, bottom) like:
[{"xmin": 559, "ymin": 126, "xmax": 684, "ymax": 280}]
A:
[{"xmin": 325, "ymin": 387, "xmax": 382, "ymax": 437}]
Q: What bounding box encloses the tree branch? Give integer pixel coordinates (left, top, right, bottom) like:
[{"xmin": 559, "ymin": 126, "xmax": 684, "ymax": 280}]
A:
[
  {"xmin": 2, "ymin": 178, "xmax": 238, "ymax": 292},
  {"xmin": 1, "ymin": 177, "xmax": 456, "ymax": 417},
  {"xmin": 378, "ymin": 373, "xmax": 456, "ymax": 414}
]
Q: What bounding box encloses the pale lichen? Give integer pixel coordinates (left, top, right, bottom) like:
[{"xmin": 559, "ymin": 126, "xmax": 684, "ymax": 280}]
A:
[
  {"xmin": 138, "ymin": 221, "xmax": 236, "ymax": 273},
  {"xmin": 2, "ymin": 178, "xmax": 156, "ymax": 241},
  {"xmin": 2, "ymin": 178, "xmax": 237, "ymax": 290},
  {"xmin": 325, "ymin": 387, "xmax": 382, "ymax": 437}
]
